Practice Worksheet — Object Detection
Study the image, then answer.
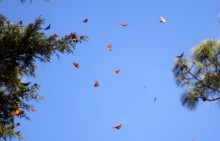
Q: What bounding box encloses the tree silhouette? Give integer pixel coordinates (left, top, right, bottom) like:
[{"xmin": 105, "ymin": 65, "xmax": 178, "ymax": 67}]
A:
[
  {"xmin": 173, "ymin": 39, "xmax": 220, "ymax": 110},
  {"xmin": 0, "ymin": 14, "xmax": 87, "ymax": 140}
]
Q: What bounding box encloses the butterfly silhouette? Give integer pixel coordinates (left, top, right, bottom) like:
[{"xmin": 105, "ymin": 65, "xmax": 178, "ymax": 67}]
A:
[
  {"xmin": 106, "ymin": 44, "xmax": 112, "ymax": 51},
  {"xmin": 44, "ymin": 24, "xmax": 51, "ymax": 30},
  {"xmin": 73, "ymin": 62, "xmax": 79, "ymax": 69},
  {"xmin": 176, "ymin": 52, "xmax": 184, "ymax": 58},
  {"xmin": 83, "ymin": 19, "xmax": 88, "ymax": 24},
  {"xmin": 113, "ymin": 69, "xmax": 121, "ymax": 74},
  {"xmin": 154, "ymin": 97, "xmax": 157, "ymax": 102},
  {"xmin": 31, "ymin": 109, "xmax": 36, "ymax": 112},
  {"xmin": 114, "ymin": 124, "xmax": 122, "ymax": 130},
  {"xmin": 94, "ymin": 81, "xmax": 99, "ymax": 87},
  {"xmin": 121, "ymin": 24, "xmax": 128, "ymax": 27}
]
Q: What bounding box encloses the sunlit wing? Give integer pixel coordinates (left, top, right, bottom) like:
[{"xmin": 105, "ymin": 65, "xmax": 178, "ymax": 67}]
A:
[
  {"xmin": 94, "ymin": 81, "xmax": 99, "ymax": 87},
  {"xmin": 106, "ymin": 44, "xmax": 112, "ymax": 51},
  {"xmin": 12, "ymin": 109, "xmax": 23, "ymax": 116},
  {"xmin": 31, "ymin": 109, "xmax": 36, "ymax": 112},
  {"xmin": 73, "ymin": 62, "xmax": 79, "ymax": 69},
  {"xmin": 114, "ymin": 124, "xmax": 122, "ymax": 130},
  {"xmin": 121, "ymin": 23, "xmax": 128, "ymax": 27},
  {"xmin": 160, "ymin": 16, "xmax": 166, "ymax": 23},
  {"xmin": 113, "ymin": 69, "xmax": 121, "ymax": 74}
]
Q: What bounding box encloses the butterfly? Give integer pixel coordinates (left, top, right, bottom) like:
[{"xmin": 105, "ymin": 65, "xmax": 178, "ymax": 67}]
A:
[
  {"xmin": 114, "ymin": 124, "xmax": 122, "ymax": 130},
  {"xmin": 113, "ymin": 69, "xmax": 121, "ymax": 74},
  {"xmin": 73, "ymin": 62, "xmax": 79, "ymax": 69},
  {"xmin": 44, "ymin": 24, "xmax": 51, "ymax": 30},
  {"xmin": 121, "ymin": 24, "xmax": 128, "ymax": 27},
  {"xmin": 12, "ymin": 109, "xmax": 23, "ymax": 116},
  {"xmin": 71, "ymin": 33, "xmax": 78, "ymax": 43},
  {"xmin": 153, "ymin": 97, "xmax": 157, "ymax": 102},
  {"xmin": 176, "ymin": 52, "xmax": 184, "ymax": 58},
  {"xmin": 80, "ymin": 35, "xmax": 87, "ymax": 40},
  {"xmin": 83, "ymin": 19, "xmax": 88, "ymax": 24},
  {"xmin": 179, "ymin": 77, "xmax": 184, "ymax": 82},
  {"xmin": 160, "ymin": 16, "xmax": 166, "ymax": 23},
  {"xmin": 31, "ymin": 109, "xmax": 37, "ymax": 112},
  {"xmin": 106, "ymin": 44, "xmax": 112, "ymax": 51},
  {"xmin": 94, "ymin": 81, "xmax": 99, "ymax": 87}
]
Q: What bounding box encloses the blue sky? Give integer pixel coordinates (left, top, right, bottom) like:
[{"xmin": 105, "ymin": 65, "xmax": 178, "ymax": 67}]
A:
[{"xmin": 1, "ymin": 0, "xmax": 220, "ymax": 141}]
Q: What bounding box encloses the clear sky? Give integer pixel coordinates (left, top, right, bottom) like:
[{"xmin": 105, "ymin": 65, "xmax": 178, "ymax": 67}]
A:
[{"xmin": 1, "ymin": 0, "xmax": 220, "ymax": 141}]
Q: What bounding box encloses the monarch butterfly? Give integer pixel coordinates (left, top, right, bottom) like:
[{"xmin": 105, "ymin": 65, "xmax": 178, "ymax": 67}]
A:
[
  {"xmin": 179, "ymin": 77, "xmax": 184, "ymax": 82},
  {"xmin": 80, "ymin": 35, "xmax": 87, "ymax": 40},
  {"xmin": 31, "ymin": 109, "xmax": 37, "ymax": 112},
  {"xmin": 83, "ymin": 19, "xmax": 88, "ymax": 24},
  {"xmin": 12, "ymin": 109, "xmax": 23, "ymax": 116},
  {"xmin": 106, "ymin": 44, "xmax": 112, "ymax": 51},
  {"xmin": 121, "ymin": 24, "xmax": 128, "ymax": 27},
  {"xmin": 160, "ymin": 16, "xmax": 166, "ymax": 23},
  {"xmin": 73, "ymin": 62, "xmax": 79, "ymax": 69},
  {"xmin": 113, "ymin": 69, "xmax": 121, "ymax": 74},
  {"xmin": 114, "ymin": 124, "xmax": 122, "ymax": 130},
  {"xmin": 94, "ymin": 81, "xmax": 99, "ymax": 87}
]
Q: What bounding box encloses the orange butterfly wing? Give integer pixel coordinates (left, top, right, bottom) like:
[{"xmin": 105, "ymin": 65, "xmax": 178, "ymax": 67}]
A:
[
  {"xmin": 114, "ymin": 124, "xmax": 122, "ymax": 130},
  {"xmin": 121, "ymin": 24, "xmax": 128, "ymax": 27},
  {"xmin": 31, "ymin": 109, "xmax": 37, "ymax": 112},
  {"xmin": 113, "ymin": 69, "xmax": 121, "ymax": 74},
  {"xmin": 106, "ymin": 44, "xmax": 112, "ymax": 51},
  {"xmin": 12, "ymin": 109, "xmax": 23, "ymax": 116},
  {"xmin": 73, "ymin": 63, "xmax": 79, "ymax": 69},
  {"xmin": 94, "ymin": 81, "xmax": 99, "ymax": 87}
]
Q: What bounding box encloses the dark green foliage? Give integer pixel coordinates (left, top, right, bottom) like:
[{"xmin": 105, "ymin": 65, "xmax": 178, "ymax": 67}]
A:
[
  {"xmin": 173, "ymin": 40, "xmax": 220, "ymax": 110},
  {"xmin": 0, "ymin": 14, "xmax": 87, "ymax": 140}
]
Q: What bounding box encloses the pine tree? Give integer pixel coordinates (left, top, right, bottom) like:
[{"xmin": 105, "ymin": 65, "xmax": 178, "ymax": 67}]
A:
[
  {"xmin": 173, "ymin": 39, "xmax": 220, "ymax": 110},
  {"xmin": 0, "ymin": 14, "xmax": 87, "ymax": 140}
]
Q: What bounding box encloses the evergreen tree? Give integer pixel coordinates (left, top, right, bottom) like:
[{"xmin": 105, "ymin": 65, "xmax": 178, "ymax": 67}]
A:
[
  {"xmin": 173, "ymin": 39, "xmax": 220, "ymax": 110},
  {"xmin": 0, "ymin": 14, "xmax": 87, "ymax": 140}
]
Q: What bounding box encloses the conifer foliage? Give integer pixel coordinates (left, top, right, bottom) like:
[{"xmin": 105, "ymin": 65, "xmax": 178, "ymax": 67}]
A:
[
  {"xmin": 0, "ymin": 14, "xmax": 87, "ymax": 140},
  {"xmin": 173, "ymin": 40, "xmax": 220, "ymax": 110}
]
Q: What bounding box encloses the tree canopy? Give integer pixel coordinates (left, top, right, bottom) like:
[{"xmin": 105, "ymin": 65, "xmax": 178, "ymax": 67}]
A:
[
  {"xmin": 0, "ymin": 14, "xmax": 87, "ymax": 140},
  {"xmin": 173, "ymin": 39, "xmax": 220, "ymax": 110}
]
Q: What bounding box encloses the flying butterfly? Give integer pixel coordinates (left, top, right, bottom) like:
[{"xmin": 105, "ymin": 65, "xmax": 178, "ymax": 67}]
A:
[
  {"xmin": 31, "ymin": 109, "xmax": 37, "ymax": 112},
  {"xmin": 160, "ymin": 16, "xmax": 166, "ymax": 23},
  {"xmin": 114, "ymin": 124, "xmax": 122, "ymax": 130},
  {"xmin": 106, "ymin": 44, "xmax": 112, "ymax": 51},
  {"xmin": 113, "ymin": 69, "xmax": 121, "ymax": 74},
  {"xmin": 153, "ymin": 97, "xmax": 157, "ymax": 102},
  {"xmin": 94, "ymin": 81, "xmax": 99, "ymax": 87},
  {"xmin": 83, "ymin": 19, "xmax": 88, "ymax": 24},
  {"xmin": 121, "ymin": 23, "xmax": 128, "ymax": 27},
  {"xmin": 12, "ymin": 109, "xmax": 23, "ymax": 116},
  {"xmin": 73, "ymin": 62, "xmax": 79, "ymax": 69},
  {"xmin": 179, "ymin": 77, "xmax": 184, "ymax": 82}
]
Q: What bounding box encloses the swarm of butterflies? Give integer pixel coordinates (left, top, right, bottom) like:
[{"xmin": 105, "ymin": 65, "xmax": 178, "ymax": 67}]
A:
[{"xmin": 71, "ymin": 17, "xmax": 166, "ymax": 130}]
